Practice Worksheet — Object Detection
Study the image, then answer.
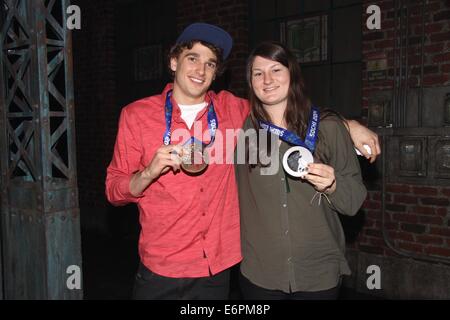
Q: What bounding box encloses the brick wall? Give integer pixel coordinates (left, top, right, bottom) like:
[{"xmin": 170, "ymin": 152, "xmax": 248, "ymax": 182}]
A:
[
  {"xmin": 362, "ymin": 0, "xmax": 450, "ymax": 111},
  {"xmin": 176, "ymin": 0, "xmax": 249, "ymax": 97},
  {"xmin": 356, "ymin": 0, "xmax": 450, "ymax": 258},
  {"xmin": 358, "ymin": 186, "xmax": 450, "ymax": 256}
]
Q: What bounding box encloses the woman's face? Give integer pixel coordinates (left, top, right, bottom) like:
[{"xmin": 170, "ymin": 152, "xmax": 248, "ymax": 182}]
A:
[{"xmin": 250, "ymin": 56, "xmax": 290, "ymax": 109}]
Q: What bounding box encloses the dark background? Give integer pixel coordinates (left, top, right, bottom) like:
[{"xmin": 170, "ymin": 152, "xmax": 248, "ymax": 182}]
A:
[{"xmin": 69, "ymin": 0, "xmax": 450, "ymax": 299}]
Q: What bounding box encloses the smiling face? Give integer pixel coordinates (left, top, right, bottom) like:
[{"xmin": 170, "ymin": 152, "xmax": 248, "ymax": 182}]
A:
[
  {"xmin": 170, "ymin": 42, "xmax": 218, "ymax": 105},
  {"xmin": 250, "ymin": 56, "xmax": 290, "ymax": 111}
]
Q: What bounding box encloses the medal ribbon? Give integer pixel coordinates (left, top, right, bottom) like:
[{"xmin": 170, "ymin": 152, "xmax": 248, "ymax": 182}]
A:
[
  {"xmin": 258, "ymin": 106, "xmax": 320, "ymax": 152},
  {"xmin": 163, "ymin": 90, "xmax": 218, "ymax": 148}
]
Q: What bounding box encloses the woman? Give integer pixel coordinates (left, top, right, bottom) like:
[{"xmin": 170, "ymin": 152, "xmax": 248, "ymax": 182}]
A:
[{"xmin": 235, "ymin": 42, "xmax": 367, "ymax": 300}]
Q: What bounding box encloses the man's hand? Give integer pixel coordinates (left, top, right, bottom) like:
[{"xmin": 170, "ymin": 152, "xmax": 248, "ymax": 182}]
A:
[
  {"xmin": 346, "ymin": 120, "xmax": 381, "ymax": 163},
  {"xmin": 141, "ymin": 145, "xmax": 182, "ymax": 181},
  {"xmin": 303, "ymin": 163, "xmax": 336, "ymax": 194},
  {"xmin": 130, "ymin": 145, "xmax": 182, "ymax": 197}
]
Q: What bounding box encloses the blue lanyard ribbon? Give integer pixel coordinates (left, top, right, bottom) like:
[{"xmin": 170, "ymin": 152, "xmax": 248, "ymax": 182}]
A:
[
  {"xmin": 163, "ymin": 90, "xmax": 218, "ymax": 148},
  {"xmin": 259, "ymin": 106, "xmax": 320, "ymax": 152}
]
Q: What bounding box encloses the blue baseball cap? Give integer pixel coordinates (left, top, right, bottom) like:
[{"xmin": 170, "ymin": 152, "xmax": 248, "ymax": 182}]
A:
[{"xmin": 176, "ymin": 23, "xmax": 233, "ymax": 60}]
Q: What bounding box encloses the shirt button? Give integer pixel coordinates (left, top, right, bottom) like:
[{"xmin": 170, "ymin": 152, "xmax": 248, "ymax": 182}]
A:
[
  {"xmin": 285, "ymin": 230, "xmax": 289, "ymax": 235},
  {"xmin": 282, "ymin": 204, "xmax": 287, "ymax": 208},
  {"xmin": 200, "ymin": 188, "xmax": 204, "ymax": 192},
  {"xmin": 281, "ymin": 177, "xmax": 285, "ymax": 181},
  {"xmin": 202, "ymin": 212, "xmax": 206, "ymax": 216},
  {"xmin": 287, "ymin": 257, "xmax": 292, "ymax": 263}
]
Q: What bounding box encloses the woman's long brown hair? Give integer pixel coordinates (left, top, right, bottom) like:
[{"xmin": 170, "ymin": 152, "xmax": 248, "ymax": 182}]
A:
[{"xmin": 246, "ymin": 41, "xmax": 311, "ymax": 140}]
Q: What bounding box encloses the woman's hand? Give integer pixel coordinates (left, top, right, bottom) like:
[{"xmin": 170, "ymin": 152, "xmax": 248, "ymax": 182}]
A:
[{"xmin": 303, "ymin": 163, "xmax": 336, "ymax": 194}]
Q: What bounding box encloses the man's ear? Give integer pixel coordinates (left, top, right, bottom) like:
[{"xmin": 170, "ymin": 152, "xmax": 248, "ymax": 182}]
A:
[{"xmin": 170, "ymin": 57, "xmax": 178, "ymax": 72}]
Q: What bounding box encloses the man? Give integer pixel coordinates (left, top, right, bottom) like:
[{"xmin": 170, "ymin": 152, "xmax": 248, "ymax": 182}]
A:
[{"xmin": 105, "ymin": 23, "xmax": 380, "ymax": 300}]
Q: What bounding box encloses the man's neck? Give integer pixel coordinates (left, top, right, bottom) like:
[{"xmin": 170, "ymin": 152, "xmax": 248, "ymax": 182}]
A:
[{"xmin": 172, "ymin": 86, "xmax": 206, "ymax": 105}]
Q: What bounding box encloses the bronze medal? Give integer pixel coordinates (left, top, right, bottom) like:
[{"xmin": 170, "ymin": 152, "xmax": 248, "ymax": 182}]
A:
[{"xmin": 180, "ymin": 143, "xmax": 209, "ymax": 174}]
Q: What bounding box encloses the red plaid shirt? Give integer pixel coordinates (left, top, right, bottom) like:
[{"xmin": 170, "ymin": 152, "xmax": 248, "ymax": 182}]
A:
[{"xmin": 106, "ymin": 84, "xmax": 249, "ymax": 277}]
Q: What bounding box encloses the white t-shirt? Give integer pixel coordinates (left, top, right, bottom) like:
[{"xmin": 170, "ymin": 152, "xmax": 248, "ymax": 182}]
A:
[{"xmin": 178, "ymin": 102, "xmax": 207, "ymax": 129}]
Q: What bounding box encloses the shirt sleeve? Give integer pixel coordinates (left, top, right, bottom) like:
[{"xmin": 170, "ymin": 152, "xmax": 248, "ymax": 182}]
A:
[
  {"xmin": 105, "ymin": 107, "xmax": 144, "ymax": 206},
  {"xmin": 320, "ymin": 118, "xmax": 367, "ymax": 216},
  {"xmin": 220, "ymin": 90, "xmax": 250, "ymax": 129}
]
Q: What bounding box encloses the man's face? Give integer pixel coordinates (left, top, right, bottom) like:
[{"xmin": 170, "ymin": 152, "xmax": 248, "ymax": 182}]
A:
[{"xmin": 170, "ymin": 42, "xmax": 218, "ymax": 104}]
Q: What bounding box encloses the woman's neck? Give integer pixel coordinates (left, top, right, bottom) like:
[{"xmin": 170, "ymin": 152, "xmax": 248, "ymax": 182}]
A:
[{"xmin": 263, "ymin": 102, "xmax": 287, "ymax": 128}]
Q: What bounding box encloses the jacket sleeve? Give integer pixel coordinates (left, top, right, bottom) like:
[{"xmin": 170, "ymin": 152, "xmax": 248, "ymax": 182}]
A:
[
  {"xmin": 105, "ymin": 107, "xmax": 144, "ymax": 206},
  {"xmin": 320, "ymin": 118, "xmax": 367, "ymax": 216}
]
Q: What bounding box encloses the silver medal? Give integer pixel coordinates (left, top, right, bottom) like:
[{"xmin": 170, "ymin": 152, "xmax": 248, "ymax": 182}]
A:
[{"xmin": 282, "ymin": 146, "xmax": 314, "ymax": 177}]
